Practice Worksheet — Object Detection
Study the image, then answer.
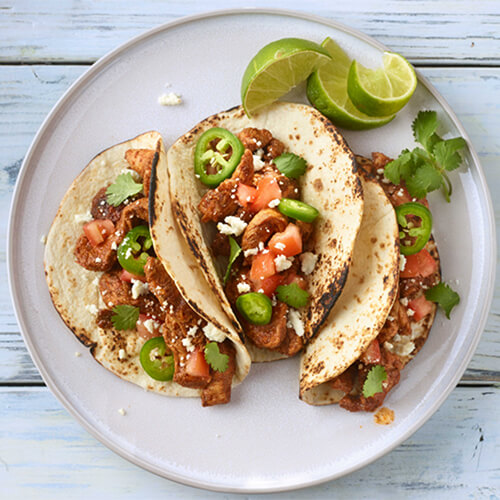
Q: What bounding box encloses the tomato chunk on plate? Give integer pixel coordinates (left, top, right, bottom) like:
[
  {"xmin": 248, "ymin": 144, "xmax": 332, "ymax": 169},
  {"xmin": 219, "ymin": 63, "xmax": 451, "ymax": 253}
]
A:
[
  {"xmin": 236, "ymin": 183, "xmax": 257, "ymax": 208},
  {"xmin": 249, "ymin": 175, "xmax": 282, "ymax": 212},
  {"xmin": 400, "ymin": 248, "xmax": 437, "ymax": 278},
  {"xmin": 408, "ymin": 295, "xmax": 434, "ymax": 321},
  {"xmin": 83, "ymin": 219, "xmax": 115, "ymax": 247},
  {"xmin": 360, "ymin": 339, "xmax": 381, "ymax": 365},
  {"xmin": 250, "ymin": 251, "xmax": 276, "ymax": 284},
  {"xmin": 268, "ymin": 223, "xmax": 302, "ymax": 257},
  {"xmin": 186, "ymin": 347, "xmax": 210, "ymax": 378},
  {"xmin": 136, "ymin": 314, "xmax": 161, "ymax": 340}
]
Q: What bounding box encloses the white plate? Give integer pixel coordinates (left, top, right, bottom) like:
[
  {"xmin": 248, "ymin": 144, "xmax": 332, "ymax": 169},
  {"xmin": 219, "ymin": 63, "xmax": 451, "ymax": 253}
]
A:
[{"xmin": 7, "ymin": 9, "xmax": 496, "ymax": 493}]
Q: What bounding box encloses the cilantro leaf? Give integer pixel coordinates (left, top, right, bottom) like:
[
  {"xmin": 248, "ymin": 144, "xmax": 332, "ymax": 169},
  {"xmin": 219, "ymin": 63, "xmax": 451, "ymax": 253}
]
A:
[
  {"xmin": 412, "ymin": 110, "xmax": 438, "ymax": 151},
  {"xmin": 223, "ymin": 237, "xmax": 242, "ymax": 285},
  {"xmin": 433, "ymin": 138, "xmax": 466, "ymax": 172},
  {"xmin": 273, "ymin": 153, "xmax": 307, "ymax": 179},
  {"xmin": 204, "ymin": 342, "xmax": 229, "ymax": 372},
  {"xmin": 405, "ymin": 161, "xmax": 443, "ymax": 199},
  {"xmin": 106, "ymin": 173, "xmax": 143, "ymax": 206},
  {"xmin": 276, "ymin": 282, "xmax": 310, "ymax": 308},
  {"xmin": 425, "ymin": 282, "xmax": 460, "ymax": 319},
  {"xmin": 111, "ymin": 305, "xmax": 140, "ymax": 330},
  {"xmin": 384, "ymin": 149, "xmax": 414, "ymax": 185},
  {"xmin": 362, "ymin": 365, "xmax": 387, "ymax": 398}
]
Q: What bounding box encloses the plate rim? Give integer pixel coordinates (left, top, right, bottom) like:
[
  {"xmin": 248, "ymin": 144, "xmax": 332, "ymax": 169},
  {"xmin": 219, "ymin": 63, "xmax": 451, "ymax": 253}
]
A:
[{"xmin": 6, "ymin": 7, "xmax": 497, "ymax": 493}]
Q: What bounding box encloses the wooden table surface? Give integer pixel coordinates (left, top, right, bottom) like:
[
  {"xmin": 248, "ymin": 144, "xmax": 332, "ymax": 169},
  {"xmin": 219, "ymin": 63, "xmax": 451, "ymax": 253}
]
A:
[{"xmin": 1, "ymin": 2, "xmax": 499, "ymax": 498}]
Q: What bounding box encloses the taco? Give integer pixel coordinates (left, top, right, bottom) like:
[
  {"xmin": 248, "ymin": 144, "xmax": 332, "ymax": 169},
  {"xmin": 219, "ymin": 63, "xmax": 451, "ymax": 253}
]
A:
[
  {"xmin": 300, "ymin": 154, "xmax": 441, "ymax": 411},
  {"xmin": 44, "ymin": 131, "xmax": 251, "ymax": 406},
  {"xmin": 158, "ymin": 102, "xmax": 364, "ymax": 361}
]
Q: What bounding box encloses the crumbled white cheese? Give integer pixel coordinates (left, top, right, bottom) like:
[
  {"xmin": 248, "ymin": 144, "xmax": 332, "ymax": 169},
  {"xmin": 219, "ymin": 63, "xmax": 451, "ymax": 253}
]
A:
[
  {"xmin": 85, "ymin": 304, "xmax": 98, "ymax": 315},
  {"xmin": 274, "ymin": 242, "xmax": 286, "ymax": 251},
  {"xmin": 181, "ymin": 336, "xmax": 195, "ymax": 352},
  {"xmin": 40, "ymin": 234, "xmax": 47, "ymax": 245},
  {"xmin": 253, "ymin": 149, "xmax": 266, "ymax": 171},
  {"xmin": 143, "ymin": 318, "xmax": 160, "ymax": 335},
  {"xmin": 400, "ymin": 254, "xmax": 407, "ymax": 272},
  {"xmin": 268, "ymin": 198, "xmax": 281, "ymax": 208},
  {"xmin": 74, "ymin": 211, "xmax": 93, "ymax": 224},
  {"xmin": 118, "ymin": 408, "xmax": 126, "ymax": 416},
  {"xmin": 187, "ymin": 325, "xmax": 198, "ymax": 337},
  {"xmin": 287, "ymin": 309, "xmax": 304, "ymax": 337},
  {"xmin": 236, "ymin": 282, "xmax": 251, "ymax": 294},
  {"xmin": 244, "ymin": 247, "xmax": 259, "ymax": 258},
  {"xmin": 131, "ymin": 279, "xmax": 149, "ymax": 299},
  {"xmin": 124, "ymin": 247, "xmax": 133, "ymax": 260},
  {"xmin": 118, "ymin": 348, "xmax": 126, "ymax": 360},
  {"xmin": 95, "ymin": 257, "xmax": 102, "ymax": 263},
  {"xmin": 274, "ymin": 254, "xmax": 293, "ymax": 272},
  {"xmin": 400, "ymin": 297, "xmax": 409, "ymax": 306},
  {"xmin": 407, "ymin": 308, "xmax": 415, "ymax": 317},
  {"xmin": 217, "ymin": 215, "xmax": 248, "ymax": 236},
  {"xmin": 158, "ymin": 92, "xmax": 182, "ymax": 106},
  {"xmin": 300, "ymin": 252, "xmax": 318, "ymax": 275},
  {"xmin": 111, "ymin": 241, "xmax": 117, "ymax": 251},
  {"xmin": 377, "ymin": 168, "xmax": 384, "ymax": 175},
  {"xmin": 121, "ymin": 168, "xmax": 140, "ymax": 181},
  {"xmin": 202, "ymin": 323, "xmax": 226, "ymax": 342},
  {"xmin": 74, "ymin": 352, "xmax": 82, "ymax": 357},
  {"xmin": 389, "ymin": 334, "xmax": 415, "ymax": 357}
]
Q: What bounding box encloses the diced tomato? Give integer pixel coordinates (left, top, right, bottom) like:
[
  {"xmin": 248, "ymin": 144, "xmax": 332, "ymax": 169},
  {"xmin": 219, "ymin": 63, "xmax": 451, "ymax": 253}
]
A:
[
  {"xmin": 186, "ymin": 347, "xmax": 210, "ymax": 378},
  {"xmin": 249, "ymin": 251, "xmax": 276, "ymax": 285},
  {"xmin": 83, "ymin": 219, "xmax": 115, "ymax": 247},
  {"xmin": 236, "ymin": 183, "xmax": 257, "ymax": 208},
  {"xmin": 120, "ymin": 269, "xmax": 147, "ymax": 283},
  {"xmin": 284, "ymin": 271, "xmax": 307, "ymax": 290},
  {"xmin": 360, "ymin": 339, "xmax": 381, "ymax": 365},
  {"xmin": 268, "ymin": 223, "xmax": 303, "ymax": 257},
  {"xmin": 258, "ymin": 274, "xmax": 284, "ymax": 297},
  {"xmin": 249, "ymin": 174, "xmax": 282, "ymax": 212},
  {"xmin": 408, "ymin": 295, "xmax": 434, "ymax": 322},
  {"xmin": 393, "ymin": 185, "xmax": 429, "ymax": 208},
  {"xmin": 400, "ymin": 249, "xmax": 438, "ymax": 278},
  {"xmin": 136, "ymin": 314, "xmax": 161, "ymax": 340}
]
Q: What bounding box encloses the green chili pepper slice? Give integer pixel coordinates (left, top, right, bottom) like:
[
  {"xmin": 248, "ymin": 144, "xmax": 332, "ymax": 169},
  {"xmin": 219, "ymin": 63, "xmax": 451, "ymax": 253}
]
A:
[
  {"xmin": 194, "ymin": 127, "xmax": 245, "ymax": 187},
  {"xmin": 117, "ymin": 225, "xmax": 153, "ymax": 276},
  {"xmin": 139, "ymin": 337, "xmax": 175, "ymax": 381},
  {"xmin": 396, "ymin": 202, "xmax": 433, "ymax": 256},
  {"xmin": 236, "ymin": 292, "xmax": 272, "ymax": 325},
  {"xmin": 278, "ymin": 198, "xmax": 319, "ymax": 223}
]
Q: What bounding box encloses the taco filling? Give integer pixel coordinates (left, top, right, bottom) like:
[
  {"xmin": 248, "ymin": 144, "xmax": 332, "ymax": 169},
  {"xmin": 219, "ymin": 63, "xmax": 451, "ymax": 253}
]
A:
[
  {"xmin": 196, "ymin": 127, "xmax": 321, "ymax": 356},
  {"xmin": 301, "ymin": 152, "xmax": 442, "ymax": 412},
  {"xmin": 46, "ymin": 133, "xmax": 249, "ymax": 407}
]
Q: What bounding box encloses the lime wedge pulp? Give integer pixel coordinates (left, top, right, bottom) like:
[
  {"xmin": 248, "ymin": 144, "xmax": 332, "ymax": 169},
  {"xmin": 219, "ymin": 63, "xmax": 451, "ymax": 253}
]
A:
[
  {"xmin": 241, "ymin": 38, "xmax": 332, "ymax": 117},
  {"xmin": 306, "ymin": 38, "xmax": 395, "ymax": 131},
  {"xmin": 347, "ymin": 52, "xmax": 417, "ymax": 116}
]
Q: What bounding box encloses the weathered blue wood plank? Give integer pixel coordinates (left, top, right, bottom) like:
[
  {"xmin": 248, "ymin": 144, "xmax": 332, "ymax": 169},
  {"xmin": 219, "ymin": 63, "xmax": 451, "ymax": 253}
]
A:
[
  {"xmin": 0, "ymin": 1, "xmax": 499, "ymax": 64},
  {"xmin": 0, "ymin": 386, "xmax": 498, "ymax": 497},
  {"xmin": 0, "ymin": 65, "xmax": 498, "ymax": 384}
]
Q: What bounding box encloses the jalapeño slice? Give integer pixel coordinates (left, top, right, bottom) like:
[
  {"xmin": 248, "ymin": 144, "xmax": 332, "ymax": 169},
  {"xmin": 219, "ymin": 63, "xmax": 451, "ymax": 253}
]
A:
[
  {"xmin": 278, "ymin": 198, "xmax": 319, "ymax": 223},
  {"xmin": 396, "ymin": 202, "xmax": 433, "ymax": 256},
  {"xmin": 194, "ymin": 127, "xmax": 245, "ymax": 187},
  {"xmin": 117, "ymin": 225, "xmax": 153, "ymax": 276},
  {"xmin": 140, "ymin": 337, "xmax": 175, "ymax": 381},
  {"xmin": 236, "ymin": 292, "xmax": 272, "ymax": 325}
]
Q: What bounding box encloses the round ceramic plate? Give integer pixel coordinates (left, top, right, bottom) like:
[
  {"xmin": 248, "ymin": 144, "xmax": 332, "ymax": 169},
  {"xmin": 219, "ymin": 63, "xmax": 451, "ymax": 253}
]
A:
[{"xmin": 7, "ymin": 9, "xmax": 495, "ymax": 493}]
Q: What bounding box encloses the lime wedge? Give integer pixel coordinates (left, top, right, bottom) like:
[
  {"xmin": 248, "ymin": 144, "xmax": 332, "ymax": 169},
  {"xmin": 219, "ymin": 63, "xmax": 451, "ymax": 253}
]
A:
[
  {"xmin": 347, "ymin": 52, "xmax": 417, "ymax": 116},
  {"xmin": 241, "ymin": 38, "xmax": 331, "ymax": 116},
  {"xmin": 306, "ymin": 38, "xmax": 395, "ymax": 131}
]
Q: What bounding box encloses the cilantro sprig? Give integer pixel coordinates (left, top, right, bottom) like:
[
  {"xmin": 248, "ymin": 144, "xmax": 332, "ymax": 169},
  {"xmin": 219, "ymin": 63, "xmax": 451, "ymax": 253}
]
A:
[
  {"xmin": 384, "ymin": 111, "xmax": 466, "ymax": 201},
  {"xmin": 106, "ymin": 173, "xmax": 143, "ymax": 206},
  {"xmin": 111, "ymin": 305, "xmax": 140, "ymax": 330},
  {"xmin": 362, "ymin": 365, "xmax": 387, "ymax": 398},
  {"xmin": 204, "ymin": 342, "xmax": 229, "ymax": 372},
  {"xmin": 425, "ymin": 282, "xmax": 460, "ymax": 318},
  {"xmin": 223, "ymin": 237, "xmax": 242, "ymax": 285}
]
